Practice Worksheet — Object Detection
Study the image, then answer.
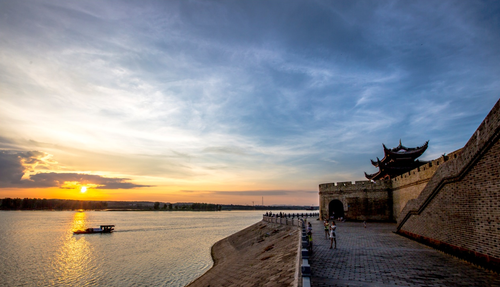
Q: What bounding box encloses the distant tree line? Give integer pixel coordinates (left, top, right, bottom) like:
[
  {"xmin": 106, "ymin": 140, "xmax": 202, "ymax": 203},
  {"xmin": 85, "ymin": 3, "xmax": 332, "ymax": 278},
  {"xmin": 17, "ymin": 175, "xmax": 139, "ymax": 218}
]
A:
[
  {"xmin": 1, "ymin": 198, "xmax": 316, "ymax": 212},
  {"xmin": 0, "ymin": 198, "xmax": 108, "ymax": 210},
  {"xmin": 153, "ymin": 202, "xmax": 222, "ymax": 211},
  {"xmin": 190, "ymin": 203, "xmax": 222, "ymax": 211}
]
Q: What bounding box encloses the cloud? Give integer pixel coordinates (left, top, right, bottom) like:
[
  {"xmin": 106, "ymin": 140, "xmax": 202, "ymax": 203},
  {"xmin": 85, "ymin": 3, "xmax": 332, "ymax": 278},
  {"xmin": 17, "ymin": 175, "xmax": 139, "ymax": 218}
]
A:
[
  {"xmin": 0, "ymin": 150, "xmax": 152, "ymax": 189},
  {"xmin": 202, "ymin": 146, "xmax": 248, "ymax": 155},
  {"xmin": 26, "ymin": 173, "xmax": 153, "ymax": 189},
  {"xmin": 0, "ymin": 151, "xmax": 25, "ymax": 184}
]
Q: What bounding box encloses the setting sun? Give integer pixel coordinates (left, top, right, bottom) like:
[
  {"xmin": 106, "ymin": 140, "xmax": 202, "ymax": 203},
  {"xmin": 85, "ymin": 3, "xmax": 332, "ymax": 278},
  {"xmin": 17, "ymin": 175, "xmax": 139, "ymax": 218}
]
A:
[{"xmin": 80, "ymin": 186, "xmax": 87, "ymax": 193}]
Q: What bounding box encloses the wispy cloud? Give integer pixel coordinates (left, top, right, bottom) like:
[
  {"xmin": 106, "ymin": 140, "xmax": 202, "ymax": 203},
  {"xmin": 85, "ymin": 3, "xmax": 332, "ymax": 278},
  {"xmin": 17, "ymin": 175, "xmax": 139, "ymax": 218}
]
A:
[{"xmin": 202, "ymin": 146, "xmax": 248, "ymax": 156}]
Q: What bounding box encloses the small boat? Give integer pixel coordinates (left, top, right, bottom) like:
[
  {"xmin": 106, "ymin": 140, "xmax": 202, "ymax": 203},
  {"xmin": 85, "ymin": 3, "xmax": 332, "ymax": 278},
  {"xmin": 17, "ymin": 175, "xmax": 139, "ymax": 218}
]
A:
[{"xmin": 74, "ymin": 225, "xmax": 115, "ymax": 234}]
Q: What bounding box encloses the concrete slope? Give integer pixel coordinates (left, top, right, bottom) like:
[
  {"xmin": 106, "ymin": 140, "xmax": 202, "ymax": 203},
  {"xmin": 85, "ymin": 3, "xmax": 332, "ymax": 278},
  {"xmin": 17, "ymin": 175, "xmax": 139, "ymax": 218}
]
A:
[{"xmin": 187, "ymin": 221, "xmax": 299, "ymax": 287}]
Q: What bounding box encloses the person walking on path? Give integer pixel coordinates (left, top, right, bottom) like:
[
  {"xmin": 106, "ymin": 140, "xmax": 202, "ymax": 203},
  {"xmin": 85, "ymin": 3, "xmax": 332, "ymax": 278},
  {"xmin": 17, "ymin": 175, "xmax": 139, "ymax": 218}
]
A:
[
  {"xmin": 329, "ymin": 221, "xmax": 337, "ymax": 249},
  {"xmin": 323, "ymin": 220, "xmax": 329, "ymax": 239}
]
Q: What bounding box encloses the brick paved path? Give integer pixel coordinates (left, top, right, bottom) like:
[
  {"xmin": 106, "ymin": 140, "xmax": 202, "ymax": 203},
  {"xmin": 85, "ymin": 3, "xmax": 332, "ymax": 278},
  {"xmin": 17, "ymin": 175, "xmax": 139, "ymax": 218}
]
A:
[{"xmin": 308, "ymin": 220, "xmax": 500, "ymax": 287}]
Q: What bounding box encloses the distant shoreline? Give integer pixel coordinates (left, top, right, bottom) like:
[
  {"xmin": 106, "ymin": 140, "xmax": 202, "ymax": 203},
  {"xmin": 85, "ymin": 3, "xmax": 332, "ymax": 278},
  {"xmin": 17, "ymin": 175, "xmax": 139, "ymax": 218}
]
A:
[
  {"xmin": 0, "ymin": 208, "xmax": 316, "ymax": 212},
  {"xmin": 1, "ymin": 198, "xmax": 318, "ymax": 211}
]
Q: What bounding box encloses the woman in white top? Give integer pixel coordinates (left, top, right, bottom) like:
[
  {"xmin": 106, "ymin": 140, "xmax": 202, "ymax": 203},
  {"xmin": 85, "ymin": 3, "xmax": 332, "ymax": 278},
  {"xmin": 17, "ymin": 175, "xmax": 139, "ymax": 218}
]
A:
[{"xmin": 329, "ymin": 221, "xmax": 337, "ymax": 249}]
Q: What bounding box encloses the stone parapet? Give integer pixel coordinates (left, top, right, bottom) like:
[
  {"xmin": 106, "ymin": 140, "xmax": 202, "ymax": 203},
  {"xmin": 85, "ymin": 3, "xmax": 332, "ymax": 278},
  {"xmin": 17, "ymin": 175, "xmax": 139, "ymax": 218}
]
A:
[
  {"xmin": 391, "ymin": 149, "xmax": 462, "ymax": 185},
  {"xmin": 319, "ymin": 180, "xmax": 391, "ymax": 192}
]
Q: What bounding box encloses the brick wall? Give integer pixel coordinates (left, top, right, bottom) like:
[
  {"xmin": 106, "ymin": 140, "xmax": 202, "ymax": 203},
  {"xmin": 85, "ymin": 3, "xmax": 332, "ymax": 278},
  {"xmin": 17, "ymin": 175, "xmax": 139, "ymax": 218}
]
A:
[
  {"xmin": 397, "ymin": 98, "xmax": 500, "ymax": 271},
  {"xmin": 391, "ymin": 149, "xmax": 462, "ymax": 220}
]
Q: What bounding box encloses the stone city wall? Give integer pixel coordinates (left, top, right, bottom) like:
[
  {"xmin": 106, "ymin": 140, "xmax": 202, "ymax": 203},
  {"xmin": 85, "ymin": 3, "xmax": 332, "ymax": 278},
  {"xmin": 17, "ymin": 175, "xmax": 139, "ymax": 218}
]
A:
[
  {"xmin": 319, "ymin": 150, "xmax": 464, "ymax": 222},
  {"xmin": 319, "ymin": 180, "xmax": 392, "ymax": 221},
  {"xmin": 397, "ymin": 98, "xmax": 500, "ymax": 271}
]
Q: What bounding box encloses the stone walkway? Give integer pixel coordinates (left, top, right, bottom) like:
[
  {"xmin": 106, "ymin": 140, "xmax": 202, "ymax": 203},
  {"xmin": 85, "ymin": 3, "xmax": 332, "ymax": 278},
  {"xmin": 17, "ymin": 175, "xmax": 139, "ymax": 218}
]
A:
[{"xmin": 307, "ymin": 220, "xmax": 500, "ymax": 287}]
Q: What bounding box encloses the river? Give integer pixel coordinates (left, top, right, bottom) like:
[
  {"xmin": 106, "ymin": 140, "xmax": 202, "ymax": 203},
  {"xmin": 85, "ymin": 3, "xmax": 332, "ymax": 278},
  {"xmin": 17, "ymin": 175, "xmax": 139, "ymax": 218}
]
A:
[{"xmin": 0, "ymin": 210, "xmax": 298, "ymax": 286}]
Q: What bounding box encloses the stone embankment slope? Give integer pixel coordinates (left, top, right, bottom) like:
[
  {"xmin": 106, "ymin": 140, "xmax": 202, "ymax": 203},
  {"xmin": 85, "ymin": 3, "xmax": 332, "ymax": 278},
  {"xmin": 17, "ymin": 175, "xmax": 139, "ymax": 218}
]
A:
[{"xmin": 187, "ymin": 221, "xmax": 299, "ymax": 287}]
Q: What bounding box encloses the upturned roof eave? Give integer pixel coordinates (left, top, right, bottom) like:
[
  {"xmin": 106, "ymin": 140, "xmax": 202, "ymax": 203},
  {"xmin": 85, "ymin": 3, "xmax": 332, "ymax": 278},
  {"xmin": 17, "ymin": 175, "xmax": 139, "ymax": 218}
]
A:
[{"xmin": 382, "ymin": 141, "xmax": 429, "ymax": 161}]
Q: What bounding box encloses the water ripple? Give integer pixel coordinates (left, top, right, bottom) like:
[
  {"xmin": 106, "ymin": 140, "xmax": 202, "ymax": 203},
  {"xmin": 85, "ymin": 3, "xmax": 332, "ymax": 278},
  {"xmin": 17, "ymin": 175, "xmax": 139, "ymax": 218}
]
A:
[{"xmin": 0, "ymin": 210, "xmax": 295, "ymax": 286}]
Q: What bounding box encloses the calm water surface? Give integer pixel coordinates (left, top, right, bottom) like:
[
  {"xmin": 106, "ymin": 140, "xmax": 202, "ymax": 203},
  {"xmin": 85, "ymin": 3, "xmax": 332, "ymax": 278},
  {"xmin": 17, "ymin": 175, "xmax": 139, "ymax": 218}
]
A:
[{"xmin": 0, "ymin": 210, "xmax": 297, "ymax": 286}]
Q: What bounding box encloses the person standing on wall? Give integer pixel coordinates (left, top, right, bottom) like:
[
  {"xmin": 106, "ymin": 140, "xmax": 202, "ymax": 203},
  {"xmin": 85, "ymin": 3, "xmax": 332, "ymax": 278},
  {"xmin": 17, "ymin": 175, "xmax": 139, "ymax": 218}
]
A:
[
  {"xmin": 324, "ymin": 220, "xmax": 329, "ymax": 239},
  {"xmin": 307, "ymin": 222, "xmax": 313, "ymax": 253},
  {"xmin": 329, "ymin": 221, "xmax": 337, "ymax": 249},
  {"xmin": 307, "ymin": 230, "xmax": 313, "ymax": 253}
]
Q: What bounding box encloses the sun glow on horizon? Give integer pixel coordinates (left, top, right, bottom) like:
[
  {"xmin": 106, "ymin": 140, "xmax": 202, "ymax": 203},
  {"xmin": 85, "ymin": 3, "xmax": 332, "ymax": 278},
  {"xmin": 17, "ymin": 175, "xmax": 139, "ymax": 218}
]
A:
[{"xmin": 80, "ymin": 186, "xmax": 87, "ymax": 193}]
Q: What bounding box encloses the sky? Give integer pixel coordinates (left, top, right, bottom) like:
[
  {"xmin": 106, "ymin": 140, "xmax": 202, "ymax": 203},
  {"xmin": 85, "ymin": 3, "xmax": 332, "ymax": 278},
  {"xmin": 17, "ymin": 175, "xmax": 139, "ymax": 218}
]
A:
[{"xmin": 0, "ymin": 0, "xmax": 499, "ymax": 205}]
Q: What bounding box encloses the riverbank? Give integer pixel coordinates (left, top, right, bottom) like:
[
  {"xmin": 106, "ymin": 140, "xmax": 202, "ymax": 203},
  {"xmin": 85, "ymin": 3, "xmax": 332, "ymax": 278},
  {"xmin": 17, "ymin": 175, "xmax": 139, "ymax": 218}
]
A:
[{"xmin": 187, "ymin": 220, "xmax": 299, "ymax": 287}]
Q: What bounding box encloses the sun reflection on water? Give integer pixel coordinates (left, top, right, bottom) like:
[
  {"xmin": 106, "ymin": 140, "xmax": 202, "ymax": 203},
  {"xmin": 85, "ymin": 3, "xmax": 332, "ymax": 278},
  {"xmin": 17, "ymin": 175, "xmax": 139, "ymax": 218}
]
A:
[
  {"xmin": 53, "ymin": 212, "xmax": 95, "ymax": 285},
  {"xmin": 72, "ymin": 211, "xmax": 87, "ymax": 232}
]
